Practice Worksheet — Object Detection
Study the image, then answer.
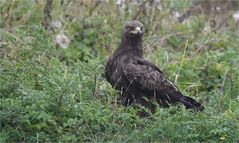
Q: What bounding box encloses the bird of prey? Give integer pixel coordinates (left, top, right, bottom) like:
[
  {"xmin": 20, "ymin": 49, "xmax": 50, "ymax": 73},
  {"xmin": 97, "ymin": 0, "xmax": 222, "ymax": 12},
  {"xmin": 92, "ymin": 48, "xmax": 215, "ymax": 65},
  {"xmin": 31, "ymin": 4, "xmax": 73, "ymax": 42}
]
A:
[{"xmin": 105, "ymin": 20, "xmax": 204, "ymax": 114}]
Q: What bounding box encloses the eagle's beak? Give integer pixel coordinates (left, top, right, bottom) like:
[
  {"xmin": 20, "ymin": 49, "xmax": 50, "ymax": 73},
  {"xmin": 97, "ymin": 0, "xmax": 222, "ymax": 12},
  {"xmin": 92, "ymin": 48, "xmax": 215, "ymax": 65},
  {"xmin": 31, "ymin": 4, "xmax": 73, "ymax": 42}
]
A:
[{"xmin": 130, "ymin": 26, "xmax": 142, "ymax": 34}]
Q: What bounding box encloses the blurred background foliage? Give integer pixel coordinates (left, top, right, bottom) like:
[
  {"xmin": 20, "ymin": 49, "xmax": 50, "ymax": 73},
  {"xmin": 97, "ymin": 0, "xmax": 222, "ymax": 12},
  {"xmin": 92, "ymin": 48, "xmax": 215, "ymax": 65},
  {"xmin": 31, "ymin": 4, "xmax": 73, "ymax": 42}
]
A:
[{"xmin": 0, "ymin": 0, "xmax": 239, "ymax": 142}]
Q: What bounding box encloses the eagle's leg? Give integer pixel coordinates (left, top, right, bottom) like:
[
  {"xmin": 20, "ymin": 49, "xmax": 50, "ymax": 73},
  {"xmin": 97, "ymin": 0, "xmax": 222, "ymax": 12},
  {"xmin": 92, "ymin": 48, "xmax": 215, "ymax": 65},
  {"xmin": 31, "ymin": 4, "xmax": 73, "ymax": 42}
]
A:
[
  {"xmin": 120, "ymin": 89, "xmax": 134, "ymax": 106},
  {"xmin": 156, "ymin": 98, "xmax": 170, "ymax": 108},
  {"xmin": 134, "ymin": 96, "xmax": 156, "ymax": 117}
]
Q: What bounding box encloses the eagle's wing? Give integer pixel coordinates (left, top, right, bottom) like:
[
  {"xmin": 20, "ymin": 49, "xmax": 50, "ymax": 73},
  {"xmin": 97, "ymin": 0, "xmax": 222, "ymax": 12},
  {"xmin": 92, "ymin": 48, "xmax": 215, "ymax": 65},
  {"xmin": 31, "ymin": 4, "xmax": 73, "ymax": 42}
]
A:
[
  {"xmin": 123, "ymin": 60, "xmax": 178, "ymax": 94},
  {"xmin": 123, "ymin": 59, "xmax": 204, "ymax": 111}
]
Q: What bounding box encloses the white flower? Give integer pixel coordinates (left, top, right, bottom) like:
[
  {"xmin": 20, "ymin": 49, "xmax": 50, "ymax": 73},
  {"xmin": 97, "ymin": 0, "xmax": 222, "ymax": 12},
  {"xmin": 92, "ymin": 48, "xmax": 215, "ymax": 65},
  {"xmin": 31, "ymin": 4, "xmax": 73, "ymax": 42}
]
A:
[
  {"xmin": 203, "ymin": 24, "xmax": 211, "ymax": 32},
  {"xmin": 233, "ymin": 11, "xmax": 239, "ymax": 22},
  {"xmin": 116, "ymin": 0, "xmax": 125, "ymax": 7},
  {"xmin": 154, "ymin": 0, "xmax": 162, "ymax": 10},
  {"xmin": 216, "ymin": 7, "xmax": 221, "ymax": 12},
  {"xmin": 174, "ymin": 12, "xmax": 181, "ymax": 18},
  {"xmin": 51, "ymin": 21, "xmax": 63, "ymax": 30},
  {"xmin": 54, "ymin": 33, "xmax": 70, "ymax": 49}
]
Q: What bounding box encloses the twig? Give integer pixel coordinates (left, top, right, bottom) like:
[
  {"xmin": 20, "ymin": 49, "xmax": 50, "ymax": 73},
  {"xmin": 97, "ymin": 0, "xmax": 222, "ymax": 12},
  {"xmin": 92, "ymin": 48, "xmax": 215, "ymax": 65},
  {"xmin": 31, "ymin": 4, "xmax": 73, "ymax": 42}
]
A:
[
  {"xmin": 133, "ymin": 0, "xmax": 151, "ymax": 20},
  {"xmin": 192, "ymin": 34, "xmax": 212, "ymax": 72},
  {"xmin": 219, "ymin": 67, "xmax": 230, "ymax": 95},
  {"xmin": 92, "ymin": 73, "xmax": 99, "ymax": 98},
  {"xmin": 174, "ymin": 40, "xmax": 188, "ymax": 84},
  {"xmin": 194, "ymin": 34, "xmax": 212, "ymax": 55},
  {"xmin": 82, "ymin": 1, "xmax": 101, "ymax": 27},
  {"xmin": 43, "ymin": 0, "xmax": 52, "ymax": 29}
]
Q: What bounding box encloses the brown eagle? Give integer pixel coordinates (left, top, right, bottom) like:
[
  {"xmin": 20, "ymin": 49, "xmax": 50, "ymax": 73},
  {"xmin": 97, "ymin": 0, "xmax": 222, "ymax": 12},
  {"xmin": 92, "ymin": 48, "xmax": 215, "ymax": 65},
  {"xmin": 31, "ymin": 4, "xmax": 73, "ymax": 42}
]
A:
[{"xmin": 105, "ymin": 20, "xmax": 204, "ymax": 113}]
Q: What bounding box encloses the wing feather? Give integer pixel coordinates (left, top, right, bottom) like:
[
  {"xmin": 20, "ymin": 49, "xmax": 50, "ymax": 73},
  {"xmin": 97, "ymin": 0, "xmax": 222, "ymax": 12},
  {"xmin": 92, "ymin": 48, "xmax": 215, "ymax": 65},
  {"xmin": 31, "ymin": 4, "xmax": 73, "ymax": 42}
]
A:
[{"xmin": 123, "ymin": 62, "xmax": 178, "ymax": 93}]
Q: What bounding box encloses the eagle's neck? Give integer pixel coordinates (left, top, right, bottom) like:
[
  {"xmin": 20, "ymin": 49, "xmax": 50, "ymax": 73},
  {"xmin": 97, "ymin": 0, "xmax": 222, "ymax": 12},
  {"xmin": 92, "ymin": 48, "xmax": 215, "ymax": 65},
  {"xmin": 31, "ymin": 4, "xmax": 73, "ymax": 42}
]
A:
[{"xmin": 119, "ymin": 35, "xmax": 143, "ymax": 57}]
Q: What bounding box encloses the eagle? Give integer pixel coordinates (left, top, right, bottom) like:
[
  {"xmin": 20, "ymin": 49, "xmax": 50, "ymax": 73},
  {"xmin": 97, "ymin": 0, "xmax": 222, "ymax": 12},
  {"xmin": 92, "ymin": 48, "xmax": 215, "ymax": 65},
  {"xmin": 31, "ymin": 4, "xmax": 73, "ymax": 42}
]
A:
[{"xmin": 105, "ymin": 20, "xmax": 204, "ymax": 114}]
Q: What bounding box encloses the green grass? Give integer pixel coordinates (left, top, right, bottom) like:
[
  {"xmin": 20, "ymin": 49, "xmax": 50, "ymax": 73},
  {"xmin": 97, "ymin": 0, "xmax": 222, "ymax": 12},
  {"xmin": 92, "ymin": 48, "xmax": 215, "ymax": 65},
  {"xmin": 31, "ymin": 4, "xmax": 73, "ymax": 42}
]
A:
[{"xmin": 0, "ymin": 0, "xmax": 239, "ymax": 142}]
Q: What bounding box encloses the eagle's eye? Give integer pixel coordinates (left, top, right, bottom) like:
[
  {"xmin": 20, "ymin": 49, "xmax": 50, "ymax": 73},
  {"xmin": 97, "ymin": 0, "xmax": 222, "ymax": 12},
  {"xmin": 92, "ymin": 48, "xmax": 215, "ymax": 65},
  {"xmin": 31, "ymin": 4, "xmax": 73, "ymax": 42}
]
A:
[
  {"xmin": 128, "ymin": 25, "xmax": 142, "ymax": 35},
  {"xmin": 130, "ymin": 26, "xmax": 135, "ymax": 30},
  {"xmin": 125, "ymin": 26, "xmax": 134, "ymax": 31}
]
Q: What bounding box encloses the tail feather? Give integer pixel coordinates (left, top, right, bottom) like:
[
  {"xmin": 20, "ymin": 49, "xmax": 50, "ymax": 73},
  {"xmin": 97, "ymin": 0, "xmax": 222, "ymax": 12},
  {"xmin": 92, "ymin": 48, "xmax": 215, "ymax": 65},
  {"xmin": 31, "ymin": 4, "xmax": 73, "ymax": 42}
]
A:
[
  {"xmin": 180, "ymin": 96, "xmax": 204, "ymax": 111},
  {"xmin": 156, "ymin": 91, "xmax": 204, "ymax": 111}
]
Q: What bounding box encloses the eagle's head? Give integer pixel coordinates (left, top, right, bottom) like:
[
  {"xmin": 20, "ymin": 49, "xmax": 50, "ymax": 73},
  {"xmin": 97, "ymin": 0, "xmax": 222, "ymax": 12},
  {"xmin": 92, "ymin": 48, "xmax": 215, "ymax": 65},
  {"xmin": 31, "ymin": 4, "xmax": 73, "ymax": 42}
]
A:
[{"xmin": 123, "ymin": 21, "xmax": 144, "ymax": 36}]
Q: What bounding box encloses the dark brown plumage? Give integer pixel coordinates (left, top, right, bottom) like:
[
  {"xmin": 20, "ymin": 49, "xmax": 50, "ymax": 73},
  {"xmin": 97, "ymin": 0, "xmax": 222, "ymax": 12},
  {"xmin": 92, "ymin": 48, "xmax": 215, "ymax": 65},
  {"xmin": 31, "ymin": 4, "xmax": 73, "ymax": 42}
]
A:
[{"xmin": 105, "ymin": 20, "xmax": 204, "ymax": 114}]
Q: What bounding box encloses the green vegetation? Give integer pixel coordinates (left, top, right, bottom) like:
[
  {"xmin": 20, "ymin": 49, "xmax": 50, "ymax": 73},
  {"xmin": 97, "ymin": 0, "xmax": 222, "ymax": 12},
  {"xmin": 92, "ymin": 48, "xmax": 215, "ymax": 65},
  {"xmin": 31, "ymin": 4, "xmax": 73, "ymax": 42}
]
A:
[{"xmin": 0, "ymin": 0, "xmax": 238, "ymax": 142}]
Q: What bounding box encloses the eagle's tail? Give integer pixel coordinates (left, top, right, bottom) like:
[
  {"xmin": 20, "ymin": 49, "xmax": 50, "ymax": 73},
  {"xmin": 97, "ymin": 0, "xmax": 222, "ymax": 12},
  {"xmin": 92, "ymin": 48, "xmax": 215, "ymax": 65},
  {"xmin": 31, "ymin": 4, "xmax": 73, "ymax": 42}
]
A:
[
  {"xmin": 157, "ymin": 91, "xmax": 204, "ymax": 111},
  {"xmin": 180, "ymin": 95, "xmax": 204, "ymax": 111}
]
